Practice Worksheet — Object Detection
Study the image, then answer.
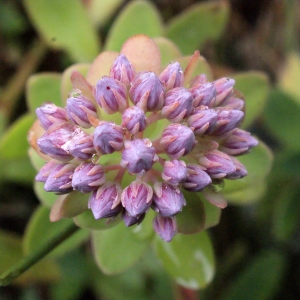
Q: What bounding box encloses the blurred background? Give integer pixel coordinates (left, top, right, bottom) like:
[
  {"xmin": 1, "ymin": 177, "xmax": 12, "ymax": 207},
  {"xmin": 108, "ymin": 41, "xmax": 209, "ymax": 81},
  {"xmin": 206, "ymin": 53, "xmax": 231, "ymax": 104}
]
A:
[{"xmin": 1, "ymin": 0, "xmax": 300, "ymax": 299}]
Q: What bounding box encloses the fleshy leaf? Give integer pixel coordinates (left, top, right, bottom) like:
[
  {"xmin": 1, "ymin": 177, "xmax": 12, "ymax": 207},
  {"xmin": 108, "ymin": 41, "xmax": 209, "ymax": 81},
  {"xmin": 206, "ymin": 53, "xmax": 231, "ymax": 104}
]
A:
[
  {"xmin": 26, "ymin": 73, "xmax": 62, "ymax": 113},
  {"xmin": 0, "ymin": 113, "xmax": 35, "ymax": 159},
  {"xmin": 200, "ymin": 195, "xmax": 221, "ymax": 229},
  {"xmin": 129, "ymin": 210, "xmax": 155, "ymax": 241},
  {"xmin": 28, "ymin": 147, "xmax": 46, "ymax": 171},
  {"xmin": 105, "ymin": 0, "xmax": 163, "ymax": 51},
  {"xmin": 202, "ymin": 187, "xmax": 227, "ymax": 208},
  {"xmin": 50, "ymin": 192, "xmax": 89, "ymax": 222},
  {"xmin": 154, "ymin": 231, "xmax": 215, "ymax": 290},
  {"xmin": 23, "ymin": 206, "xmax": 90, "ymax": 259},
  {"xmin": 165, "ymin": 1, "xmax": 229, "ymax": 54},
  {"xmin": 233, "ymin": 71, "xmax": 270, "ymax": 128},
  {"xmin": 34, "ymin": 181, "xmax": 58, "ymax": 207},
  {"xmin": 23, "ymin": 0, "xmax": 100, "ymax": 62},
  {"xmin": 92, "ymin": 222, "xmax": 151, "ymax": 274}
]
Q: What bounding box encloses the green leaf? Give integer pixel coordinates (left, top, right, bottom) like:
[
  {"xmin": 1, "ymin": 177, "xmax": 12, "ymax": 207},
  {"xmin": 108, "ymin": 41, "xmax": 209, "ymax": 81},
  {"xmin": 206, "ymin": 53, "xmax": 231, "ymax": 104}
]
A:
[
  {"xmin": 26, "ymin": 73, "xmax": 62, "ymax": 113},
  {"xmin": 105, "ymin": 0, "xmax": 163, "ymax": 51},
  {"xmin": 263, "ymin": 88, "xmax": 300, "ymax": 150},
  {"xmin": 34, "ymin": 181, "xmax": 58, "ymax": 207},
  {"xmin": 165, "ymin": 1, "xmax": 229, "ymax": 55},
  {"xmin": 92, "ymin": 222, "xmax": 151, "ymax": 274},
  {"xmin": 23, "ymin": 0, "xmax": 100, "ymax": 62},
  {"xmin": 154, "ymin": 231, "xmax": 215, "ymax": 289},
  {"xmin": 0, "ymin": 113, "xmax": 35, "ymax": 159},
  {"xmin": 233, "ymin": 72, "xmax": 270, "ymax": 128},
  {"xmin": 221, "ymin": 250, "xmax": 286, "ymax": 300},
  {"xmin": 201, "ymin": 196, "xmax": 221, "ymax": 229},
  {"xmin": 23, "ymin": 206, "xmax": 90, "ymax": 259}
]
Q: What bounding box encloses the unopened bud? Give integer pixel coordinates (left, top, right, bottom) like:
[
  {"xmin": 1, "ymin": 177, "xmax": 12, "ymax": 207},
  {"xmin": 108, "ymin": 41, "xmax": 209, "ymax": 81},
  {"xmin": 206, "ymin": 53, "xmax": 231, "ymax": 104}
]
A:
[
  {"xmin": 110, "ymin": 54, "xmax": 135, "ymax": 86},
  {"xmin": 226, "ymin": 157, "xmax": 248, "ymax": 179},
  {"xmin": 121, "ymin": 106, "xmax": 147, "ymax": 134},
  {"xmin": 35, "ymin": 160, "xmax": 58, "ymax": 182},
  {"xmin": 159, "ymin": 62, "xmax": 184, "ymax": 91},
  {"xmin": 182, "ymin": 164, "xmax": 212, "ymax": 191},
  {"xmin": 122, "ymin": 210, "xmax": 145, "ymax": 227},
  {"xmin": 190, "ymin": 74, "xmax": 208, "ymax": 87},
  {"xmin": 162, "ymin": 160, "xmax": 187, "ymax": 185},
  {"xmin": 214, "ymin": 77, "xmax": 235, "ymax": 106},
  {"xmin": 190, "ymin": 83, "xmax": 216, "ymax": 108},
  {"xmin": 153, "ymin": 215, "xmax": 177, "ymax": 242}
]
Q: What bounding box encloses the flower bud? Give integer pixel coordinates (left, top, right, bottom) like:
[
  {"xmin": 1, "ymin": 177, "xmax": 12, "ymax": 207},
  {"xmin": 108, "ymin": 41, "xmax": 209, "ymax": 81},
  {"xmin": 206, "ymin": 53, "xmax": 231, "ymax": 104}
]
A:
[
  {"xmin": 36, "ymin": 102, "xmax": 68, "ymax": 130},
  {"xmin": 122, "ymin": 210, "xmax": 145, "ymax": 227},
  {"xmin": 209, "ymin": 109, "xmax": 244, "ymax": 136},
  {"xmin": 66, "ymin": 89, "xmax": 98, "ymax": 128},
  {"xmin": 153, "ymin": 215, "xmax": 177, "ymax": 242},
  {"xmin": 187, "ymin": 107, "xmax": 218, "ymax": 136},
  {"xmin": 35, "ymin": 160, "xmax": 58, "ymax": 182},
  {"xmin": 93, "ymin": 121, "xmax": 124, "ymax": 155},
  {"xmin": 190, "ymin": 74, "xmax": 208, "ymax": 87},
  {"xmin": 213, "ymin": 77, "xmax": 235, "ymax": 106},
  {"xmin": 88, "ymin": 182, "xmax": 122, "ymax": 219},
  {"xmin": 220, "ymin": 95, "xmax": 244, "ymax": 111},
  {"xmin": 72, "ymin": 162, "xmax": 105, "ymax": 193},
  {"xmin": 121, "ymin": 181, "xmax": 153, "ymax": 217},
  {"xmin": 37, "ymin": 122, "xmax": 75, "ymax": 161},
  {"xmin": 160, "ymin": 124, "xmax": 196, "ymax": 159},
  {"xmin": 161, "ymin": 87, "xmax": 193, "ymax": 122},
  {"xmin": 61, "ymin": 128, "xmax": 95, "ymax": 160},
  {"xmin": 110, "ymin": 54, "xmax": 135, "ymax": 86},
  {"xmin": 129, "ymin": 72, "xmax": 164, "ymax": 111},
  {"xmin": 190, "ymin": 82, "xmax": 216, "ymax": 108},
  {"xmin": 198, "ymin": 150, "xmax": 236, "ymax": 179},
  {"xmin": 162, "ymin": 160, "xmax": 187, "ymax": 185},
  {"xmin": 94, "ymin": 76, "xmax": 127, "ymax": 114},
  {"xmin": 226, "ymin": 157, "xmax": 247, "ymax": 179},
  {"xmin": 182, "ymin": 164, "xmax": 212, "ymax": 191},
  {"xmin": 152, "ymin": 182, "xmax": 186, "ymax": 217},
  {"xmin": 219, "ymin": 129, "xmax": 258, "ymax": 156},
  {"xmin": 44, "ymin": 163, "xmax": 76, "ymax": 194},
  {"xmin": 159, "ymin": 62, "xmax": 184, "ymax": 91},
  {"xmin": 121, "ymin": 106, "xmax": 147, "ymax": 134},
  {"xmin": 121, "ymin": 139, "xmax": 157, "ymax": 174}
]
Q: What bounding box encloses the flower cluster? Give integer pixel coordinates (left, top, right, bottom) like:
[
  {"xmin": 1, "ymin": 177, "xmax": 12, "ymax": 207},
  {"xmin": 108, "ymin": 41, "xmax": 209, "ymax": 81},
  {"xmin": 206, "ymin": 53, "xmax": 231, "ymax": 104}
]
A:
[{"xmin": 33, "ymin": 53, "xmax": 257, "ymax": 242}]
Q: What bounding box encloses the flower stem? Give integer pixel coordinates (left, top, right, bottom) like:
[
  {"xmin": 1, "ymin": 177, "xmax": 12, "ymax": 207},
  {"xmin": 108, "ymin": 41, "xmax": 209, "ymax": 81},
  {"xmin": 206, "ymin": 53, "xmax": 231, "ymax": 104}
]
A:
[{"xmin": 0, "ymin": 222, "xmax": 79, "ymax": 286}]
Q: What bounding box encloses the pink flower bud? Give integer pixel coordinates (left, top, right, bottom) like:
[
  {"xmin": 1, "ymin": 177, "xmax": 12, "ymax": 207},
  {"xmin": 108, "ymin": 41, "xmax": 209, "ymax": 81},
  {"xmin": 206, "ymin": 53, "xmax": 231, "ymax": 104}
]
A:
[
  {"xmin": 226, "ymin": 157, "xmax": 248, "ymax": 179},
  {"xmin": 190, "ymin": 83, "xmax": 216, "ymax": 108},
  {"xmin": 182, "ymin": 164, "xmax": 212, "ymax": 192},
  {"xmin": 153, "ymin": 215, "xmax": 177, "ymax": 242},
  {"xmin": 152, "ymin": 182, "xmax": 186, "ymax": 217},
  {"xmin": 129, "ymin": 72, "xmax": 164, "ymax": 111},
  {"xmin": 44, "ymin": 163, "xmax": 76, "ymax": 194},
  {"xmin": 190, "ymin": 74, "xmax": 208, "ymax": 87},
  {"xmin": 110, "ymin": 54, "xmax": 135, "ymax": 87},
  {"xmin": 36, "ymin": 102, "xmax": 68, "ymax": 130},
  {"xmin": 121, "ymin": 106, "xmax": 147, "ymax": 134},
  {"xmin": 94, "ymin": 76, "xmax": 127, "ymax": 114},
  {"xmin": 88, "ymin": 182, "xmax": 122, "ymax": 219},
  {"xmin": 213, "ymin": 77, "xmax": 235, "ymax": 106},
  {"xmin": 159, "ymin": 62, "xmax": 184, "ymax": 91},
  {"xmin": 72, "ymin": 162, "xmax": 106, "ymax": 193},
  {"xmin": 66, "ymin": 89, "xmax": 98, "ymax": 128},
  {"xmin": 122, "ymin": 210, "xmax": 145, "ymax": 227},
  {"xmin": 35, "ymin": 160, "xmax": 58, "ymax": 182},
  {"xmin": 93, "ymin": 121, "xmax": 124, "ymax": 155},
  {"xmin": 121, "ymin": 139, "xmax": 158, "ymax": 174},
  {"xmin": 121, "ymin": 181, "xmax": 153, "ymax": 217},
  {"xmin": 162, "ymin": 160, "xmax": 187, "ymax": 185},
  {"xmin": 160, "ymin": 124, "xmax": 196, "ymax": 159}
]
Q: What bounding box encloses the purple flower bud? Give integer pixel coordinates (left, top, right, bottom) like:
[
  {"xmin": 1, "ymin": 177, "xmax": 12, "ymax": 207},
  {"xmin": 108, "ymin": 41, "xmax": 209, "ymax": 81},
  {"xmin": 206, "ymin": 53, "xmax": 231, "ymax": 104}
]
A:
[
  {"xmin": 122, "ymin": 210, "xmax": 145, "ymax": 227},
  {"xmin": 226, "ymin": 157, "xmax": 248, "ymax": 179},
  {"xmin": 219, "ymin": 129, "xmax": 258, "ymax": 156},
  {"xmin": 121, "ymin": 106, "xmax": 147, "ymax": 134},
  {"xmin": 44, "ymin": 163, "xmax": 76, "ymax": 194},
  {"xmin": 153, "ymin": 215, "xmax": 177, "ymax": 242},
  {"xmin": 198, "ymin": 150, "xmax": 236, "ymax": 179},
  {"xmin": 93, "ymin": 121, "xmax": 124, "ymax": 154},
  {"xmin": 36, "ymin": 102, "xmax": 68, "ymax": 130},
  {"xmin": 88, "ymin": 182, "xmax": 122, "ymax": 219},
  {"xmin": 161, "ymin": 87, "xmax": 193, "ymax": 122},
  {"xmin": 61, "ymin": 128, "xmax": 95, "ymax": 160},
  {"xmin": 120, "ymin": 139, "xmax": 158, "ymax": 174},
  {"xmin": 190, "ymin": 83, "xmax": 216, "ymax": 108},
  {"xmin": 190, "ymin": 74, "xmax": 208, "ymax": 87},
  {"xmin": 160, "ymin": 124, "xmax": 196, "ymax": 159},
  {"xmin": 72, "ymin": 162, "xmax": 106, "ymax": 193},
  {"xmin": 187, "ymin": 107, "xmax": 218, "ymax": 136},
  {"xmin": 94, "ymin": 76, "xmax": 127, "ymax": 114},
  {"xmin": 182, "ymin": 164, "xmax": 212, "ymax": 191},
  {"xmin": 159, "ymin": 62, "xmax": 184, "ymax": 91},
  {"xmin": 219, "ymin": 95, "xmax": 244, "ymax": 111},
  {"xmin": 209, "ymin": 109, "xmax": 244, "ymax": 136},
  {"xmin": 213, "ymin": 77, "xmax": 235, "ymax": 106},
  {"xmin": 37, "ymin": 122, "xmax": 75, "ymax": 161},
  {"xmin": 35, "ymin": 160, "xmax": 58, "ymax": 182},
  {"xmin": 109, "ymin": 54, "xmax": 135, "ymax": 86},
  {"xmin": 152, "ymin": 182, "xmax": 186, "ymax": 217},
  {"xmin": 121, "ymin": 181, "xmax": 153, "ymax": 217},
  {"xmin": 162, "ymin": 160, "xmax": 187, "ymax": 185},
  {"xmin": 66, "ymin": 89, "xmax": 98, "ymax": 128},
  {"xmin": 129, "ymin": 72, "xmax": 164, "ymax": 112}
]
